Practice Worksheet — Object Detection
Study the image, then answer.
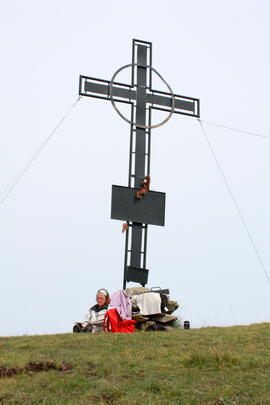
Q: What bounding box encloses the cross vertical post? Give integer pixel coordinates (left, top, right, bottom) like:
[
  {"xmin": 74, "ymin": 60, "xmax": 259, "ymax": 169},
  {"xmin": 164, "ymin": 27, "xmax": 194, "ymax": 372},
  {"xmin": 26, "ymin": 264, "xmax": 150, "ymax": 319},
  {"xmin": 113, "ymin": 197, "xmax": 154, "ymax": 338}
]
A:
[{"xmin": 125, "ymin": 40, "xmax": 152, "ymax": 289}]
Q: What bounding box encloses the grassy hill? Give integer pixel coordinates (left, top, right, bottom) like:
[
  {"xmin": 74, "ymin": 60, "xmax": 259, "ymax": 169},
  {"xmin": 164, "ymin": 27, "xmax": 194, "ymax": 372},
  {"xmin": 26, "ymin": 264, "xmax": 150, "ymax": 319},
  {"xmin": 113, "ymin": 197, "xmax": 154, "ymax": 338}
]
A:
[{"xmin": 0, "ymin": 323, "xmax": 269, "ymax": 404}]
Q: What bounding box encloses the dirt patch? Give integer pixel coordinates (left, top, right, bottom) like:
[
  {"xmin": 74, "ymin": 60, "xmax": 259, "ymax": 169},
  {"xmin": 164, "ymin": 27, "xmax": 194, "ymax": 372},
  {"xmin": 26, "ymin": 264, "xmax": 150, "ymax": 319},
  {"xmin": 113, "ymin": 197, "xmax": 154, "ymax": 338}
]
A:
[
  {"xmin": 85, "ymin": 361, "xmax": 99, "ymax": 368},
  {"xmin": 84, "ymin": 370, "xmax": 98, "ymax": 376},
  {"xmin": 0, "ymin": 362, "xmax": 73, "ymax": 378},
  {"xmin": 91, "ymin": 390, "xmax": 123, "ymax": 404},
  {"xmin": 60, "ymin": 362, "xmax": 73, "ymax": 372},
  {"xmin": 84, "ymin": 361, "xmax": 99, "ymax": 376},
  {"xmin": 0, "ymin": 366, "xmax": 20, "ymax": 378},
  {"xmin": 25, "ymin": 361, "xmax": 58, "ymax": 372},
  {"xmin": 25, "ymin": 361, "xmax": 72, "ymax": 373},
  {"xmin": 99, "ymin": 393, "xmax": 115, "ymax": 404}
]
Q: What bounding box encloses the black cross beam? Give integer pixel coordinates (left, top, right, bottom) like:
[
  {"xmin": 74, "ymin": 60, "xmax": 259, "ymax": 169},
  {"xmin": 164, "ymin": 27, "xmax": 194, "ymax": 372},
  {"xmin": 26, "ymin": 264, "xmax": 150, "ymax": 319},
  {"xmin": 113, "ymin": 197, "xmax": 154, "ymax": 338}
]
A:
[{"xmin": 79, "ymin": 39, "xmax": 200, "ymax": 289}]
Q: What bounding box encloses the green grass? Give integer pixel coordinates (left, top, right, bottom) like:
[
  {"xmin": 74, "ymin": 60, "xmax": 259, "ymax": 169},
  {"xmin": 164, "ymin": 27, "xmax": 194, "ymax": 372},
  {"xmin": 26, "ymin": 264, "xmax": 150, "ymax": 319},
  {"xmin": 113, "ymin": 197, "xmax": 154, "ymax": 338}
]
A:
[{"xmin": 0, "ymin": 323, "xmax": 270, "ymax": 404}]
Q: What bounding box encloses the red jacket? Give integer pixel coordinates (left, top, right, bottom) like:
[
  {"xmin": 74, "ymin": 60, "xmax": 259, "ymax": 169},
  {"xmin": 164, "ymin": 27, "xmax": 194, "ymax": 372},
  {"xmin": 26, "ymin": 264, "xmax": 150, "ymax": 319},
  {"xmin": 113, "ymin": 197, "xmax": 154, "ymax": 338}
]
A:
[{"xmin": 103, "ymin": 308, "xmax": 137, "ymax": 333}]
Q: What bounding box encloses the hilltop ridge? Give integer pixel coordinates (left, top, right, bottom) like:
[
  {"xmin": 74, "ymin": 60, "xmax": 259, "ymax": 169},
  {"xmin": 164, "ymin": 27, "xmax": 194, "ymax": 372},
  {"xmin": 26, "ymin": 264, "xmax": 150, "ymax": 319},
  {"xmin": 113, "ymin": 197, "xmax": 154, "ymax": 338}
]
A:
[{"xmin": 0, "ymin": 323, "xmax": 269, "ymax": 404}]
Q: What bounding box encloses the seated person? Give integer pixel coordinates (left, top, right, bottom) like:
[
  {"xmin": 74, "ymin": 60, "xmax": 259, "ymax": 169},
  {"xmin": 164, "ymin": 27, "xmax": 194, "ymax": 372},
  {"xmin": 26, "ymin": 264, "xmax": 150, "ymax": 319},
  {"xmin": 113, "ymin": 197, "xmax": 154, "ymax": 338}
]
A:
[{"xmin": 73, "ymin": 288, "xmax": 110, "ymax": 333}]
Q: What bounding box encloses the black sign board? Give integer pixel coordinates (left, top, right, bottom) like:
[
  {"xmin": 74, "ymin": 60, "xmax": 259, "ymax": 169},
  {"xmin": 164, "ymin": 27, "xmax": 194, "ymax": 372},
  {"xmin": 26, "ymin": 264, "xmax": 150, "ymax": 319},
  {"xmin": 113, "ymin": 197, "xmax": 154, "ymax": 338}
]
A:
[{"xmin": 111, "ymin": 185, "xmax": 165, "ymax": 226}]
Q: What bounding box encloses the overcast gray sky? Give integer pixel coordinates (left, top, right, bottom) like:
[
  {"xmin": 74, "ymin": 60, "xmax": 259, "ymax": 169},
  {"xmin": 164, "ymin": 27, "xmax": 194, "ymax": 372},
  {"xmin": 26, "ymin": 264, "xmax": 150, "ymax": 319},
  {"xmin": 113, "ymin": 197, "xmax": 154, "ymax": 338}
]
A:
[{"xmin": 1, "ymin": 0, "xmax": 270, "ymax": 336}]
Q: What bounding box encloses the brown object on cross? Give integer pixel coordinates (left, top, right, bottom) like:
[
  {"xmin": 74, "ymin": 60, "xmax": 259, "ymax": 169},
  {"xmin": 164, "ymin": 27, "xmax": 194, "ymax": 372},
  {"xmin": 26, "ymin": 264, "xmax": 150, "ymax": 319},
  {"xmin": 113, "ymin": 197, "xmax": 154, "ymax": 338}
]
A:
[
  {"xmin": 122, "ymin": 223, "xmax": 129, "ymax": 233},
  {"xmin": 135, "ymin": 175, "xmax": 150, "ymax": 200}
]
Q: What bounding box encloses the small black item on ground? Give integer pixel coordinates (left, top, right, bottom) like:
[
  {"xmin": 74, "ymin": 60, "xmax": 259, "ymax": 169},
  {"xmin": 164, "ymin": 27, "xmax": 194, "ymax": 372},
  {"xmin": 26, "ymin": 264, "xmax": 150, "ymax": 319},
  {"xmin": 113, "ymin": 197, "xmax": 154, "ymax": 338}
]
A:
[
  {"xmin": 73, "ymin": 323, "xmax": 82, "ymax": 333},
  {"xmin": 83, "ymin": 324, "xmax": 93, "ymax": 333},
  {"xmin": 184, "ymin": 320, "xmax": 190, "ymax": 329}
]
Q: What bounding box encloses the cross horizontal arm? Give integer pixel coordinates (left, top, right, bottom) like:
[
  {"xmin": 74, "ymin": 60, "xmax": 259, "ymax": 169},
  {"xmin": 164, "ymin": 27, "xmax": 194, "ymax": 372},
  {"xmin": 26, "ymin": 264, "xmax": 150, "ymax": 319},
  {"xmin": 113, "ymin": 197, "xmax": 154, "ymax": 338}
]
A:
[
  {"xmin": 79, "ymin": 75, "xmax": 135, "ymax": 105},
  {"xmin": 79, "ymin": 75, "xmax": 200, "ymax": 117}
]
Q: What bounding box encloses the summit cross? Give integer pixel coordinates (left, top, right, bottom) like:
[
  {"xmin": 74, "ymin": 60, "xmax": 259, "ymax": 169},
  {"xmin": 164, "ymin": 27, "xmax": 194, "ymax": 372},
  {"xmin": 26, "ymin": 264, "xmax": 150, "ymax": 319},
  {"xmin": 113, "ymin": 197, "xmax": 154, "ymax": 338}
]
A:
[{"xmin": 79, "ymin": 39, "xmax": 200, "ymax": 289}]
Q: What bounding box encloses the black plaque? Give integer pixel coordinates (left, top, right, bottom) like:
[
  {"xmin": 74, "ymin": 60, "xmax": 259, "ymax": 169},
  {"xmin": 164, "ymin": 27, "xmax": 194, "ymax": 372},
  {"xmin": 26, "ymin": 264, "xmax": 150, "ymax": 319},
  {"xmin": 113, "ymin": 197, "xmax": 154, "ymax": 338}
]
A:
[
  {"xmin": 126, "ymin": 266, "xmax": 149, "ymax": 284},
  {"xmin": 111, "ymin": 185, "xmax": 165, "ymax": 226}
]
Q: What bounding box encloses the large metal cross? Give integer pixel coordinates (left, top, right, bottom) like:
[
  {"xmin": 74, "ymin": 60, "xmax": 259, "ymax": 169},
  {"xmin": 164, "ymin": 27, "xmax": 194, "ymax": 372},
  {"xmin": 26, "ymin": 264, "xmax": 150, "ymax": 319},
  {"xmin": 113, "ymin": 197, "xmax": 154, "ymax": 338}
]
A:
[{"xmin": 79, "ymin": 39, "xmax": 200, "ymax": 289}]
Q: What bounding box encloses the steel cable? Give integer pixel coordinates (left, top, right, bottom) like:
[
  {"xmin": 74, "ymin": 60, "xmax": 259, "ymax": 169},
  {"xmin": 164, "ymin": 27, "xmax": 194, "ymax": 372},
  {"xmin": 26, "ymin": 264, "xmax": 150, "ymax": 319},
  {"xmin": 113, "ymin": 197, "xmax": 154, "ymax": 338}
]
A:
[
  {"xmin": 198, "ymin": 119, "xmax": 270, "ymax": 284},
  {"xmin": 0, "ymin": 96, "xmax": 81, "ymax": 207},
  {"xmin": 200, "ymin": 119, "xmax": 270, "ymax": 140}
]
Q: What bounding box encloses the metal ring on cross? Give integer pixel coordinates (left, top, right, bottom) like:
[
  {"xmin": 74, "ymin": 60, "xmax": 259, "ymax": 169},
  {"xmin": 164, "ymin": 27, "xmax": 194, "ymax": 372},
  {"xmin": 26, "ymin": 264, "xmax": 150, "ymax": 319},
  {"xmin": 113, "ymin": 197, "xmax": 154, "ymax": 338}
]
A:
[{"xmin": 109, "ymin": 63, "xmax": 175, "ymax": 130}]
